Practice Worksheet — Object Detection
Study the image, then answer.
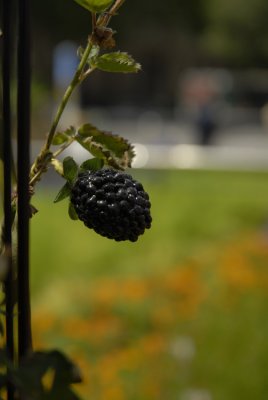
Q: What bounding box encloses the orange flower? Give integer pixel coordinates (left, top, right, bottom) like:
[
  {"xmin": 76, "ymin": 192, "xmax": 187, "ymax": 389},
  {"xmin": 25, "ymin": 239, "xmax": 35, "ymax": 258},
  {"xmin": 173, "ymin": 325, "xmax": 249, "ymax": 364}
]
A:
[{"xmin": 62, "ymin": 315, "xmax": 122, "ymax": 343}]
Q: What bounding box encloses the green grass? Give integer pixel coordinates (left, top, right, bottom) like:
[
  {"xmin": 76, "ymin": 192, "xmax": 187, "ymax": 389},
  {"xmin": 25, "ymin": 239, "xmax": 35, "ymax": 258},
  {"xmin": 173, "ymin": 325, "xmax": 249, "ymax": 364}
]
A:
[
  {"xmin": 30, "ymin": 169, "xmax": 268, "ymax": 296},
  {"xmin": 29, "ymin": 169, "xmax": 268, "ymax": 400}
]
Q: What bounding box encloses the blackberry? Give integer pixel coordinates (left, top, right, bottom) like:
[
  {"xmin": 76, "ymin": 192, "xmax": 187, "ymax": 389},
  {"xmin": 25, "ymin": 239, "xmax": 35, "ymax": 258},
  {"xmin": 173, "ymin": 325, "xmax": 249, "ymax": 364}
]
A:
[{"xmin": 71, "ymin": 168, "xmax": 152, "ymax": 242}]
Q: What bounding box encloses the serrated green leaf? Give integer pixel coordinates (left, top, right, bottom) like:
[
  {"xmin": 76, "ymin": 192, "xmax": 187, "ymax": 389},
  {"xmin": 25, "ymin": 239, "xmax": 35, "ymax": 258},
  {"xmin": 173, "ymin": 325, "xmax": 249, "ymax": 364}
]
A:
[
  {"xmin": 73, "ymin": 0, "xmax": 114, "ymax": 13},
  {"xmin": 68, "ymin": 202, "xmax": 79, "ymax": 220},
  {"xmin": 78, "ymin": 123, "xmax": 133, "ymax": 158},
  {"xmin": 92, "ymin": 52, "xmax": 141, "ymax": 73},
  {"xmin": 54, "ymin": 182, "xmax": 72, "ymax": 203},
  {"xmin": 52, "ymin": 132, "xmax": 69, "ymax": 146},
  {"xmin": 76, "ymin": 123, "xmax": 135, "ymax": 169},
  {"xmin": 63, "ymin": 157, "xmax": 79, "ymax": 183},
  {"xmin": 80, "ymin": 158, "xmax": 104, "ymax": 172}
]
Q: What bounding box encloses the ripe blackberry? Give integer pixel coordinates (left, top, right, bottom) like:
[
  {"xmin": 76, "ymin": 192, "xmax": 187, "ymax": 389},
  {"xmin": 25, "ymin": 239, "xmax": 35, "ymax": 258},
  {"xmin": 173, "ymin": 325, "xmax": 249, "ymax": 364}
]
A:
[{"xmin": 71, "ymin": 168, "xmax": 152, "ymax": 242}]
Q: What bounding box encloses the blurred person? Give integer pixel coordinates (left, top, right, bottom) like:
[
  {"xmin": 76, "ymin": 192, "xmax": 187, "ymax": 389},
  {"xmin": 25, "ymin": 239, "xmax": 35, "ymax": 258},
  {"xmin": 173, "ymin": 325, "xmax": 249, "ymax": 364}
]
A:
[
  {"xmin": 180, "ymin": 69, "xmax": 222, "ymax": 145},
  {"xmin": 196, "ymin": 100, "xmax": 217, "ymax": 146}
]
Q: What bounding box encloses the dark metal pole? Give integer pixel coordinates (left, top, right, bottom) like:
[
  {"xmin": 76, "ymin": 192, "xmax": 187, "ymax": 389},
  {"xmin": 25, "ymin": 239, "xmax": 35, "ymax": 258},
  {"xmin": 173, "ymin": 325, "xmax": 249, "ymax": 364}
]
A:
[
  {"xmin": 2, "ymin": 0, "xmax": 15, "ymax": 397},
  {"xmin": 17, "ymin": 0, "xmax": 32, "ymax": 359}
]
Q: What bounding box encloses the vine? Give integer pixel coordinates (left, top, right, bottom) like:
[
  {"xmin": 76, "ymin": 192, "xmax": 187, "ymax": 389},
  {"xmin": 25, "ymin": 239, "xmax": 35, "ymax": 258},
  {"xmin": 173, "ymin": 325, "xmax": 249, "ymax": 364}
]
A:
[{"xmin": 0, "ymin": 0, "xmax": 152, "ymax": 398}]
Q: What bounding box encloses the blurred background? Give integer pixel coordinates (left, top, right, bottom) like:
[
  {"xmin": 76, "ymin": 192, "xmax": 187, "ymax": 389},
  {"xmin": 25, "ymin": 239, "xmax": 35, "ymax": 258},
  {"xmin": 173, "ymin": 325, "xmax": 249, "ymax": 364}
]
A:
[{"xmin": 18, "ymin": 0, "xmax": 268, "ymax": 398}]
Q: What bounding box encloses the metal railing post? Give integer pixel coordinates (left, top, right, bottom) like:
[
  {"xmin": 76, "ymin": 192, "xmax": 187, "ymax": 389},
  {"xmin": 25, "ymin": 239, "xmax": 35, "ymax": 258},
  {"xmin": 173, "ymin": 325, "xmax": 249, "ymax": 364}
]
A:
[
  {"xmin": 17, "ymin": 0, "xmax": 32, "ymax": 360},
  {"xmin": 2, "ymin": 0, "xmax": 15, "ymax": 398}
]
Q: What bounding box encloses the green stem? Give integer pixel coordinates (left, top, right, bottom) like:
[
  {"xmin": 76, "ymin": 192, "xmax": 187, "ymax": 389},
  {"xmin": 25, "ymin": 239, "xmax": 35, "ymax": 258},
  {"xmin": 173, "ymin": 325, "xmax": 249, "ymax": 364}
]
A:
[
  {"xmin": 29, "ymin": 40, "xmax": 93, "ymax": 188},
  {"xmin": 29, "ymin": 168, "xmax": 45, "ymax": 187},
  {"xmin": 44, "ymin": 1, "xmax": 126, "ymax": 148},
  {"xmin": 29, "ymin": 137, "xmax": 77, "ymax": 187},
  {"xmin": 29, "ymin": 2, "xmax": 126, "ymax": 190},
  {"xmin": 44, "ymin": 40, "xmax": 93, "ymax": 151}
]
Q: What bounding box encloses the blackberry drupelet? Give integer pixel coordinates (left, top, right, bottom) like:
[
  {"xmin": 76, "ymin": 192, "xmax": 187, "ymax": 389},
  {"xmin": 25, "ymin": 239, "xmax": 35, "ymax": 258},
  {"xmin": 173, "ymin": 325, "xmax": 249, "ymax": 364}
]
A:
[{"xmin": 71, "ymin": 168, "xmax": 152, "ymax": 242}]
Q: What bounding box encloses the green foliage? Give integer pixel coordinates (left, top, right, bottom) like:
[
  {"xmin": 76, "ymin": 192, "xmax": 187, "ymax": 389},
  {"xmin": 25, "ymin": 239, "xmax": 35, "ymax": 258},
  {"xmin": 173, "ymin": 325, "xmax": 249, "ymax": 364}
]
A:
[
  {"xmin": 54, "ymin": 182, "xmax": 72, "ymax": 203},
  {"xmin": 30, "ymin": 169, "xmax": 268, "ymax": 399},
  {"xmin": 53, "ymin": 156, "xmax": 79, "ymax": 204},
  {"xmin": 54, "ymin": 158, "xmax": 105, "ymax": 204},
  {"xmin": 1, "ymin": 1, "xmax": 142, "ymax": 399},
  {"xmin": 76, "ymin": 123, "xmax": 135, "ymax": 169},
  {"xmin": 92, "ymin": 52, "xmax": 141, "ymax": 73},
  {"xmin": 31, "ymin": 170, "xmax": 268, "ymax": 287},
  {"xmin": 63, "ymin": 157, "xmax": 79, "ymax": 183},
  {"xmin": 51, "ymin": 132, "xmax": 69, "ymax": 146},
  {"xmin": 73, "ymin": 0, "xmax": 114, "ymax": 13},
  {"xmin": 80, "ymin": 157, "xmax": 104, "ymax": 172},
  {"xmin": 0, "ymin": 349, "xmax": 83, "ymax": 399},
  {"xmin": 201, "ymin": 0, "xmax": 268, "ymax": 63},
  {"xmin": 52, "ymin": 127, "xmax": 76, "ymax": 146}
]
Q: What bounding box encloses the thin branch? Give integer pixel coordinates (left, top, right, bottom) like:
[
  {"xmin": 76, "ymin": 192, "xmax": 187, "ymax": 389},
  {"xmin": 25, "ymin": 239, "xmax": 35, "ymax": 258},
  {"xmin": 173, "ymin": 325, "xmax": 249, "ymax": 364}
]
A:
[
  {"xmin": 43, "ymin": 40, "xmax": 93, "ymax": 152},
  {"xmin": 98, "ymin": 0, "xmax": 126, "ymax": 26},
  {"xmin": 91, "ymin": 12, "xmax": 97, "ymax": 29}
]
